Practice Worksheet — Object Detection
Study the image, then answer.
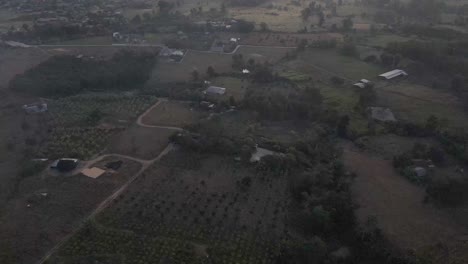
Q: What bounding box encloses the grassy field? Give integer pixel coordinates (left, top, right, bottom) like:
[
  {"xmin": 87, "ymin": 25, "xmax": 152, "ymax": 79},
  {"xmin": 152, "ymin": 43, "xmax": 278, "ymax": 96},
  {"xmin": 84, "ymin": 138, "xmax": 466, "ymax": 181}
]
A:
[
  {"xmin": 294, "ymin": 48, "xmax": 384, "ymax": 81},
  {"xmin": 211, "ymin": 76, "xmax": 248, "ymax": 101},
  {"xmin": 48, "ymin": 151, "xmax": 289, "ymax": 263},
  {"xmin": 377, "ymin": 81, "xmax": 468, "ymax": 128},
  {"xmin": 364, "ymin": 34, "xmax": 419, "ymax": 48},
  {"xmin": 107, "ymin": 125, "xmax": 175, "ymax": 160},
  {"xmin": 141, "ymin": 101, "xmax": 204, "ymax": 127}
]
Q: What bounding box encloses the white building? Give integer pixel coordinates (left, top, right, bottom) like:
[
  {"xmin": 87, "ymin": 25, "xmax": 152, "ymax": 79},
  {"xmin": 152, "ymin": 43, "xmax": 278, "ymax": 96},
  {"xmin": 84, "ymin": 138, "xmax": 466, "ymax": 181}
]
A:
[{"xmin": 379, "ymin": 69, "xmax": 408, "ymax": 80}]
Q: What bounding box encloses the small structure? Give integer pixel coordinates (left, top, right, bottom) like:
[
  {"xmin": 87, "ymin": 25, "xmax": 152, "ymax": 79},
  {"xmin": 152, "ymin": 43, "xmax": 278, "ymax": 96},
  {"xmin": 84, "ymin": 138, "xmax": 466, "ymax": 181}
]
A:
[
  {"xmin": 200, "ymin": 101, "xmax": 215, "ymax": 109},
  {"xmin": 379, "ymin": 69, "xmax": 408, "ymax": 80},
  {"xmin": 250, "ymin": 147, "xmax": 280, "ymax": 163},
  {"xmin": 204, "ymin": 86, "xmax": 226, "ymax": 96},
  {"xmin": 353, "ymin": 79, "xmax": 372, "ymax": 88},
  {"xmin": 159, "ymin": 46, "xmax": 184, "ymax": 57},
  {"xmin": 50, "ymin": 158, "xmax": 79, "ymax": 172},
  {"xmin": 242, "ymin": 69, "xmax": 250, "ymax": 74},
  {"xmin": 23, "ymin": 103, "xmax": 48, "ymax": 113},
  {"xmin": 368, "ymin": 107, "xmax": 397, "ymax": 122},
  {"xmin": 413, "ymin": 167, "xmax": 427, "ymax": 178},
  {"xmin": 81, "ymin": 167, "xmax": 106, "ymax": 178}
]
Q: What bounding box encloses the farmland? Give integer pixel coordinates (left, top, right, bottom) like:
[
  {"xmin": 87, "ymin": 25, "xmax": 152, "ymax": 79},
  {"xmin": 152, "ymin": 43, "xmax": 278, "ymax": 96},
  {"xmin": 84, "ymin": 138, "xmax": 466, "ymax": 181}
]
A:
[
  {"xmin": 2, "ymin": 0, "xmax": 468, "ymax": 263},
  {"xmin": 0, "ymin": 156, "xmax": 142, "ymax": 264},
  {"xmin": 46, "ymin": 151, "xmax": 289, "ymax": 264}
]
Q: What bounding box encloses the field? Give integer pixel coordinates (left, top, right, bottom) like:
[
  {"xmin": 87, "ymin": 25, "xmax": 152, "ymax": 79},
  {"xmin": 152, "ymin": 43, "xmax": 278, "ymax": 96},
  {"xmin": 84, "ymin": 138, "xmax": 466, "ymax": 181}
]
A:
[
  {"xmin": 364, "ymin": 34, "xmax": 420, "ymax": 48},
  {"xmin": 141, "ymin": 101, "xmax": 204, "ymax": 127},
  {"xmin": 0, "ymin": 156, "xmax": 142, "ymax": 264},
  {"xmin": 47, "ymin": 150, "xmax": 289, "ymax": 263},
  {"xmin": 292, "ymin": 48, "xmax": 384, "ymax": 81},
  {"xmin": 218, "ymin": 32, "xmax": 343, "ymax": 47},
  {"xmin": 150, "ymin": 46, "xmax": 294, "ymax": 82},
  {"xmin": 107, "ymin": 125, "xmax": 175, "ymax": 160},
  {"xmin": 377, "ymin": 81, "xmax": 468, "ymax": 128},
  {"xmin": 344, "ymin": 144, "xmax": 468, "ymax": 263},
  {"xmin": 48, "ymin": 93, "xmax": 158, "ymax": 127},
  {"xmin": 38, "ymin": 94, "xmax": 159, "ymax": 159},
  {"xmin": 211, "ymin": 76, "xmax": 248, "ymax": 101}
]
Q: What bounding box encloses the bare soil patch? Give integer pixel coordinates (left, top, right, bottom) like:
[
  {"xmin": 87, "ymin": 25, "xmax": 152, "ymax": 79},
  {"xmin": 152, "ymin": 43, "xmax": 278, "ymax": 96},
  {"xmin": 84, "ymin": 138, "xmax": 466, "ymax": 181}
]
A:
[
  {"xmin": 107, "ymin": 125, "xmax": 175, "ymax": 160},
  {"xmin": 344, "ymin": 144, "xmax": 468, "ymax": 262},
  {"xmin": 141, "ymin": 101, "xmax": 202, "ymax": 127}
]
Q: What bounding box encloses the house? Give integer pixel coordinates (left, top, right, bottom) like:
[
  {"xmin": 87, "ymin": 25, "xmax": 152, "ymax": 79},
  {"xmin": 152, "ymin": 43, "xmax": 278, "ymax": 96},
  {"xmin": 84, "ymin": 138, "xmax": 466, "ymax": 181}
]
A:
[
  {"xmin": 50, "ymin": 158, "xmax": 79, "ymax": 172},
  {"xmin": 379, "ymin": 69, "xmax": 408, "ymax": 80},
  {"xmin": 368, "ymin": 107, "xmax": 397, "ymax": 122},
  {"xmin": 353, "ymin": 79, "xmax": 372, "ymax": 88},
  {"xmin": 204, "ymin": 86, "xmax": 226, "ymax": 96},
  {"xmin": 23, "ymin": 103, "xmax": 48, "ymax": 113},
  {"xmin": 159, "ymin": 46, "xmax": 184, "ymax": 57},
  {"xmin": 250, "ymin": 147, "xmax": 276, "ymax": 163}
]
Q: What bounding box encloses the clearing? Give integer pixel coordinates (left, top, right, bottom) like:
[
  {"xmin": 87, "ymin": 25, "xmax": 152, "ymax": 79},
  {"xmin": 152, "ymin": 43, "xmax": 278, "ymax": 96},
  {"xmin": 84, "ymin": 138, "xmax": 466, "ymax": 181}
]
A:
[
  {"xmin": 141, "ymin": 101, "xmax": 203, "ymax": 127},
  {"xmin": 107, "ymin": 125, "xmax": 175, "ymax": 160}
]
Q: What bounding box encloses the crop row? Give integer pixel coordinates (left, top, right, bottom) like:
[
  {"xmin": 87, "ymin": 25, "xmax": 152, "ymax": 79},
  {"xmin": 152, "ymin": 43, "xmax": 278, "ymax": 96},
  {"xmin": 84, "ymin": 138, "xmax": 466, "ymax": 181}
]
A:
[
  {"xmin": 37, "ymin": 127, "xmax": 123, "ymax": 159},
  {"xmin": 48, "ymin": 94, "xmax": 157, "ymax": 127}
]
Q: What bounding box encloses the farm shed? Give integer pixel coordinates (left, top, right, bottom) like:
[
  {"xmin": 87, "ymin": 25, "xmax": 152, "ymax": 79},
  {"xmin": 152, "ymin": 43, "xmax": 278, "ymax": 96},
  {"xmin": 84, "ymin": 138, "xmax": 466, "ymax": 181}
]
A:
[
  {"xmin": 368, "ymin": 107, "xmax": 397, "ymax": 122},
  {"xmin": 23, "ymin": 103, "xmax": 48, "ymax": 113},
  {"xmin": 250, "ymin": 147, "xmax": 281, "ymax": 163},
  {"xmin": 50, "ymin": 158, "xmax": 79, "ymax": 172},
  {"xmin": 353, "ymin": 79, "xmax": 372, "ymax": 88},
  {"xmin": 379, "ymin": 69, "xmax": 408, "ymax": 80},
  {"xmin": 204, "ymin": 86, "xmax": 226, "ymax": 96}
]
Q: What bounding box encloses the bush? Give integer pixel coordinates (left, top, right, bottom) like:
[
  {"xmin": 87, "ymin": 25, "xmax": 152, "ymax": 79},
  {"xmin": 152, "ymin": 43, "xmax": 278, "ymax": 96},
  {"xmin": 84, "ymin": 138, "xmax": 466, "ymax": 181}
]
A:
[{"xmin": 340, "ymin": 42, "xmax": 359, "ymax": 57}]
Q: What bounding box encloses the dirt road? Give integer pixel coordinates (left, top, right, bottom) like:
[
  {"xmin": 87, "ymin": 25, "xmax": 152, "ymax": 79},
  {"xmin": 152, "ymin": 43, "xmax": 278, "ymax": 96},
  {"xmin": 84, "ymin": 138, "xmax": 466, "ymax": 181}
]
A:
[
  {"xmin": 344, "ymin": 144, "xmax": 468, "ymax": 262},
  {"xmin": 36, "ymin": 99, "xmax": 181, "ymax": 264}
]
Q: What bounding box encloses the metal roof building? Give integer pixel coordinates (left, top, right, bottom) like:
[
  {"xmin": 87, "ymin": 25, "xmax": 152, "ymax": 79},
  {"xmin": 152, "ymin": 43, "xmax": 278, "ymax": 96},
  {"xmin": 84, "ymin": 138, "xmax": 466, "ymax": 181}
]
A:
[
  {"xmin": 379, "ymin": 69, "xmax": 408, "ymax": 80},
  {"xmin": 204, "ymin": 86, "xmax": 226, "ymax": 95}
]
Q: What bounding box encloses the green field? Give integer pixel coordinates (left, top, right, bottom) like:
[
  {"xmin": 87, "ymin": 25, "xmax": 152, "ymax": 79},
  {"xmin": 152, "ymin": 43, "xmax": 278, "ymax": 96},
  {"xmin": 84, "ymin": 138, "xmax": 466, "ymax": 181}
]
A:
[
  {"xmin": 378, "ymin": 82, "xmax": 468, "ymax": 128},
  {"xmin": 297, "ymin": 49, "xmax": 384, "ymax": 81}
]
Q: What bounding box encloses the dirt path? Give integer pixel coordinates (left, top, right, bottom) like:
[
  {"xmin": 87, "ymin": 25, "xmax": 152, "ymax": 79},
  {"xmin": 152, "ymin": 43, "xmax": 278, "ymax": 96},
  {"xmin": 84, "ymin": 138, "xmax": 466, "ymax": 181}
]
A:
[
  {"xmin": 36, "ymin": 99, "xmax": 182, "ymax": 264},
  {"xmin": 343, "ymin": 144, "xmax": 468, "ymax": 262}
]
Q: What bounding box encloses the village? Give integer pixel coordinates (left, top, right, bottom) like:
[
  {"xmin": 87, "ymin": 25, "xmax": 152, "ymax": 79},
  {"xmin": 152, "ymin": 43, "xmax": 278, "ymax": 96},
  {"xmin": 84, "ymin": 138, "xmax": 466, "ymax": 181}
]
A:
[{"xmin": 1, "ymin": 0, "xmax": 468, "ymax": 263}]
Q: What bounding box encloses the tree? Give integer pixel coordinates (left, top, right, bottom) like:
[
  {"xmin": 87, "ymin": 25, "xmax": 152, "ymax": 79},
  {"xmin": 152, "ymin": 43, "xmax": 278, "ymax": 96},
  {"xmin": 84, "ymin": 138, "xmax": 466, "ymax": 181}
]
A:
[
  {"xmin": 342, "ymin": 17, "xmax": 353, "ymax": 31},
  {"xmin": 337, "ymin": 115, "xmax": 350, "ymax": 138},
  {"xmin": 318, "ymin": 12, "xmax": 325, "ymax": 27},
  {"xmin": 206, "ymin": 66, "xmax": 216, "ymax": 78},
  {"xmin": 340, "ymin": 41, "xmax": 359, "ymax": 57},
  {"xmin": 301, "ymin": 7, "xmax": 311, "ymax": 21},
  {"xmin": 425, "ymin": 115, "xmax": 440, "ymax": 132},
  {"xmin": 87, "ymin": 108, "xmax": 103, "ymax": 125},
  {"xmin": 191, "ymin": 70, "xmax": 199, "ymax": 81},
  {"xmin": 221, "ymin": 3, "xmax": 227, "ymax": 13},
  {"xmin": 131, "ymin": 14, "xmax": 142, "ymax": 24},
  {"xmin": 158, "ymin": 0, "xmax": 173, "ymax": 13},
  {"xmin": 260, "ymin": 22, "xmax": 269, "ymax": 32},
  {"xmin": 451, "ymin": 75, "xmax": 465, "ymax": 92}
]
